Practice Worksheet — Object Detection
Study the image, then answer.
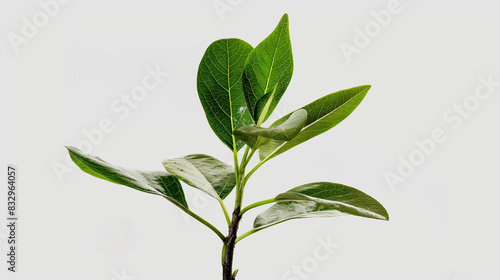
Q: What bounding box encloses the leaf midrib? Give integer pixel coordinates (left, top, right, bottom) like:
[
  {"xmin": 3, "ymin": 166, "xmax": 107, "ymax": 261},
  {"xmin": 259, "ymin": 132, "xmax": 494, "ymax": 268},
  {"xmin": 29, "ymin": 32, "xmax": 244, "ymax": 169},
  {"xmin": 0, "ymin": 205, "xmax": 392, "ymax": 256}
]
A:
[
  {"xmin": 277, "ymin": 194, "xmax": 386, "ymax": 220},
  {"xmin": 227, "ymin": 40, "xmax": 237, "ymax": 150},
  {"xmin": 262, "ymin": 21, "xmax": 286, "ymax": 108},
  {"xmin": 70, "ymin": 151, "xmax": 160, "ymax": 196}
]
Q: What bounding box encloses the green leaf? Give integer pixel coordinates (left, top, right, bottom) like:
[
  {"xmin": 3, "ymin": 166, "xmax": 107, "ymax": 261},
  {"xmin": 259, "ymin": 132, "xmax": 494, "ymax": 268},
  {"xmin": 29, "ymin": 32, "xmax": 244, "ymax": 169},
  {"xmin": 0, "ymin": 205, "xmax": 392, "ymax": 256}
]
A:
[
  {"xmin": 233, "ymin": 109, "xmax": 307, "ymax": 148},
  {"xmin": 162, "ymin": 154, "xmax": 236, "ymax": 200},
  {"xmin": 260, "ymin": 85, "xmax": 371, "ymax": 160},
  {"xmin": 254, "ymin": 182, "xmax": 388, "ymax": 230},
  {"xmin": 243, "ymin": 13, "xmax": 293, "ymax": 123},
  {"xmin": 66, "ymin": 146, "xmax": 188, "ymax": 208},
  {"xmin": 197, "ymin": 38, "xmax": 254, "ymax": 151}
]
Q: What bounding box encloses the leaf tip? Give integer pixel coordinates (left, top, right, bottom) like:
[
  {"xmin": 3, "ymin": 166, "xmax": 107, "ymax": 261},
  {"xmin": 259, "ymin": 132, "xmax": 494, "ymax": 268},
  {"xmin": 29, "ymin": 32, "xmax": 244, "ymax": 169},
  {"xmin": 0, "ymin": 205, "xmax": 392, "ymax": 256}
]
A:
[
  {"xmin": 358, "ymin": 85, "xmax": 371, "ymax": 92},
  {"xmin": 379, "ymin": 207, "xmax": 389, "ymax": 221},
  {"xmin": 65, "ymin": 146, "xmax": 79, "ymax": 156},
  {"xmin": 279, "ymin": 13, "xmax": 290, "ymax": 30}
]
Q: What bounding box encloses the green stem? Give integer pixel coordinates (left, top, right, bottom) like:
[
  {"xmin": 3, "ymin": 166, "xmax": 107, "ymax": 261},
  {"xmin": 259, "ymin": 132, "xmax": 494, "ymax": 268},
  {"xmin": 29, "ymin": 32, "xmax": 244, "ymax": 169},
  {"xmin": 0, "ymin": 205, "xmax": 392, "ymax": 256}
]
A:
[
  {"xmin": 236, "ymin": 147, "xmax": 258, "ymax": 208},
  {"xmin": 221, "ymin": 242, "xmax": 227, "ymax": 265},
  {"xmin": 219, "ymin": 199, "xmax": 231, "ymax": 226},
  {"xmin": 184, "ymin": 209, "xmax": 225, "ymax": 241},
  {"xmin": 232, "ymin": 138, "xmax": 240, "ymax": 186},
  {"xmin": 242, "ymin": 148, "xmax": 256, "ymax": 168},
  {"xmin": 232, "ymin": 139, "xmax": 243, "ymax": 209},
  {"xmin": 240, "ymin": 146, "xmax": 250, "ymax": 167},
  {"xmin": 243, "ymin": 159, "xmax": 266, "ymax": 185},
  {"xmin": 232, "ymin": 145, "xmax": 239, "ymax": 177},
  {"xmin": 167, "ymin": 198, "xmax": 225, "ymax": 241},
  {"xmin": 235, "ymin": 146, "xmax": 251, "ymax": 209},
  {"xmin": 244, "ymin": 146, "xmax": 279, "ymax": 184},
  {"xmin": 235, "ymin": 228, "xmax": 258, "ymax": 243},
  {"xmin": 239, "ymin": 198, "xmax": 276, "ymax": 216},
  {"xmin": 234, "ymin": 178, "xmax": 243, "ymax": 209}
]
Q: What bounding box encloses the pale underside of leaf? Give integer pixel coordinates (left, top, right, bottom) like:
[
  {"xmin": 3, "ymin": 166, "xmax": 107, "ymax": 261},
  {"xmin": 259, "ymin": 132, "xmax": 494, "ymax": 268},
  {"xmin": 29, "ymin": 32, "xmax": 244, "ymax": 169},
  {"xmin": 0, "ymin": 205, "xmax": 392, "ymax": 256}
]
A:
[
  {"xmin": 233, "ymin": 109, "xmax": 307, "ymax": 148},
  {"xmin": 66, "ymin": 146, "xmax": 188, "ymax": 208},
  {"xmin": 275, "ymin": 182, "xmax": 389, "ymax": 220},
  {"xmin": 259, "ymin": 85, "xmax": 371, "ymax": 160},
  {"xmin": 253, "ymin": 200, "xmax": 344, "ymax": 230},
  {"xmin": 162, "ymin": 154, "xmax": 236, "ymax": 200},
  {"xmin": 253, "ymin": 182, "xmax": 388, "ymax": 230}
]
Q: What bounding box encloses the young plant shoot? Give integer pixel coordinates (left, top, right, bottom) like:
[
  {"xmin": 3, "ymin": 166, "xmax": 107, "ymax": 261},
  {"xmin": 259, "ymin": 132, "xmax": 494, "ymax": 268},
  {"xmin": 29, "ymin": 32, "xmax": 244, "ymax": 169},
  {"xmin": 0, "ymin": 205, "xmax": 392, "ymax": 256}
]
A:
[{"xmin": 67, "ymin": 14, "xmax": 389, "ymax": 280}]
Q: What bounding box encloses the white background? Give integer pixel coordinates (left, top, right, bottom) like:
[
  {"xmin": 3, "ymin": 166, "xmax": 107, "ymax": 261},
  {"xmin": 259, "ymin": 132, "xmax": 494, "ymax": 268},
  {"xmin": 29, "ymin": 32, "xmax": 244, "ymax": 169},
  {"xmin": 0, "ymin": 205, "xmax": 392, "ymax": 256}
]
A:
[{"xmin": 1, "ymin": 0, "xmax": 499, "ymax": 279}]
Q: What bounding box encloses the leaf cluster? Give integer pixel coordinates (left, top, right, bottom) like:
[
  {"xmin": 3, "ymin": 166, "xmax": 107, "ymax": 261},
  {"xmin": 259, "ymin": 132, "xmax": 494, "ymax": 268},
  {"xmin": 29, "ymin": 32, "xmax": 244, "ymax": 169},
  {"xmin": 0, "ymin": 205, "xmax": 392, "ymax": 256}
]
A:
[{"xmin": 67, "ymin": 13, "xmax": 388, "ymax": 260}]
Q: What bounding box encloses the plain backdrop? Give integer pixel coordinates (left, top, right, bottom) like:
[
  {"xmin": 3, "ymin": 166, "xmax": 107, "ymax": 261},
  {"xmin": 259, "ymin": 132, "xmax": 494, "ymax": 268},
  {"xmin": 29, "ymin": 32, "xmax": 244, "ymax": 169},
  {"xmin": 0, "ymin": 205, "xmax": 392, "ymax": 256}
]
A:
[{"xmin": 1, "ymin": 0, "xmax": 499, "ymax": 279}]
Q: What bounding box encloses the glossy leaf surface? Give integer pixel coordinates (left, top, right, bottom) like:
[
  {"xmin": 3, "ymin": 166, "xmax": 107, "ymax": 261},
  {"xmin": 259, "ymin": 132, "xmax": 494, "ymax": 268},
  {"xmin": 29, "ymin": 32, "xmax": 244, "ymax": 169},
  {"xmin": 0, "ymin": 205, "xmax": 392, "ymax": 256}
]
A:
[
  {"xmin": 197, "ymin": 38, "xmax": 254, "ymax": 151},
  {"xmin": 243, "ymin": 14, "xmax": 293, "ymax": 123},
  {"xmin": 67, "ymin": 146, "xmax": 188, "ymax": 208}
]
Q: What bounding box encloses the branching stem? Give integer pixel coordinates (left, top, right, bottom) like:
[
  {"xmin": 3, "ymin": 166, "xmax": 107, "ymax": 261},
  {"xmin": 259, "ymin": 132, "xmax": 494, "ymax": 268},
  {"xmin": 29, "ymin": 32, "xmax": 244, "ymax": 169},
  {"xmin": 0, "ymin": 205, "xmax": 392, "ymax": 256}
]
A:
[
  {"xmin": 239, "ymin": 198, "xmax": 276, "ymax": 216},
  {"xmin": 235, "ymin": 228, "xmax": 258, "ymax": 243},
  {"xmin": 166, "ymin": 198, "xmax": 225, "ymax": 241},
  {"xmin": 219, "ymin": 199, "xmax": 231, "ymax": 226}
]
